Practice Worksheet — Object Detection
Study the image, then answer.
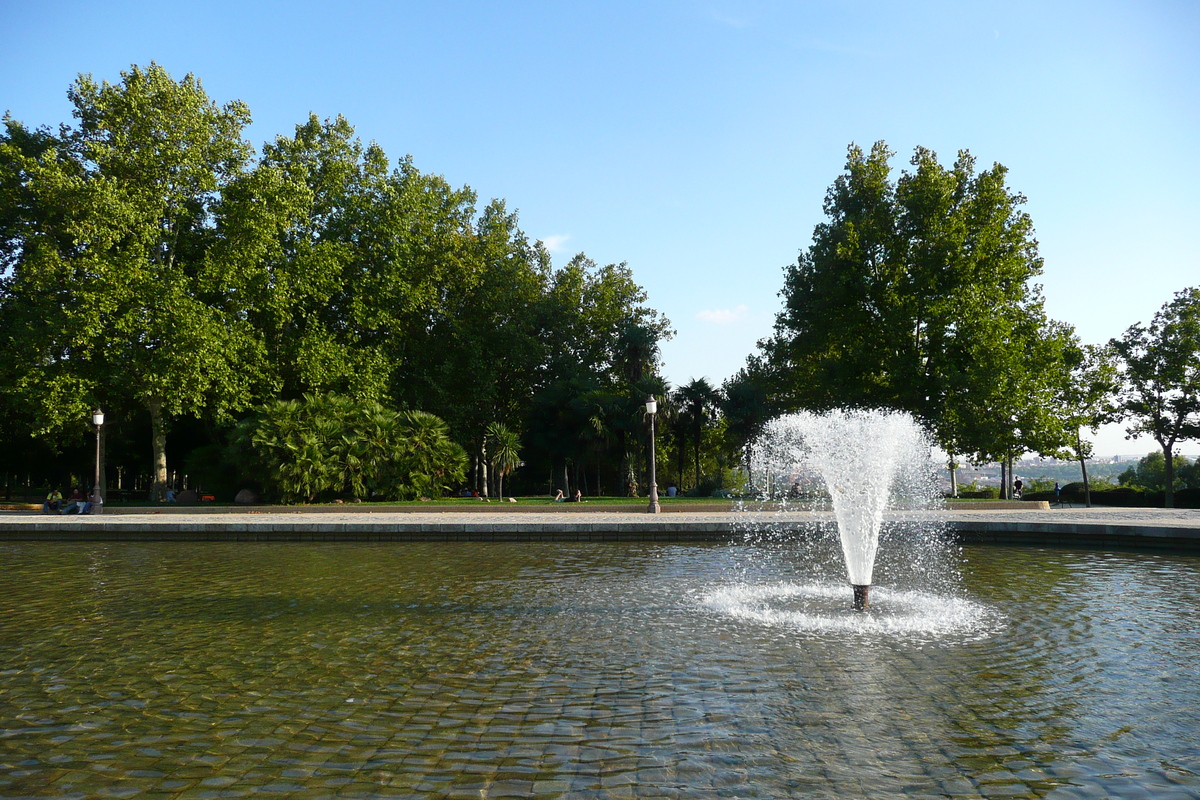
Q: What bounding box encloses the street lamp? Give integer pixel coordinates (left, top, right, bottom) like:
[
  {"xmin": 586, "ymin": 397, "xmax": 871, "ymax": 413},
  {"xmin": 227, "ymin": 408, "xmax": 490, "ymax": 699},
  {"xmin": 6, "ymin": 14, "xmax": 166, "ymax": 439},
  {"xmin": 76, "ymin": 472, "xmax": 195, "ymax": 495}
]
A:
[
  {"xmin": 92, "ymin": 409, "xmax": 104, "ymax": 513},
  {"xmin": 645, "ymin": 396, "xmax": 660, "ymax": 514}
]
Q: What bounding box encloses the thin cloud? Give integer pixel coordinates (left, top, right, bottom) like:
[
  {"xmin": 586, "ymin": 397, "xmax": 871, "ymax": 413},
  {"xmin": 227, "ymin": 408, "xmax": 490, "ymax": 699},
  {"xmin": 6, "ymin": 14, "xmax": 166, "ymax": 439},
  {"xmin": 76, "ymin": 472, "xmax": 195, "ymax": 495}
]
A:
[
  {"xmin": 541, "ymin": 234, "xmax": 571, "ymax": 254},
  {"xmin": 708, "ymin": 9, "xmax": 751, "ymax": 28},
  {"xmin": 696, "ymin": 304, "xmax": 749, "ymax": 324}
]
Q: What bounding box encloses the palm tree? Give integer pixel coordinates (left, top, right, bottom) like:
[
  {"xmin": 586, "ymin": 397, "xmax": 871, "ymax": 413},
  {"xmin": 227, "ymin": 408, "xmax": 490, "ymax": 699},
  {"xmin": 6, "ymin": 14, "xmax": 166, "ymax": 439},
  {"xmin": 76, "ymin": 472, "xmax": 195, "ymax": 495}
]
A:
[
  {"xmin": 486, "ymin": 422, "xmax": 522, "ymax": 500},
  {"xmin": 396, "ymin": 410, "xmax": 467, "ymax": 499}
]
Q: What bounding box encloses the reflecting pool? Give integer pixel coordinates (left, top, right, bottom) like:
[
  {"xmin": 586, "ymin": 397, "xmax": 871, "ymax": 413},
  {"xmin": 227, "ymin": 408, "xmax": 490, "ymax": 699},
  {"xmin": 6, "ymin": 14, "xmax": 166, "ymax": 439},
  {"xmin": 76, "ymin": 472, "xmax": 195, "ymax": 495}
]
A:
[{"xmin": 1, "ymin": 542, "xmax": 1198, "ymax": 799}]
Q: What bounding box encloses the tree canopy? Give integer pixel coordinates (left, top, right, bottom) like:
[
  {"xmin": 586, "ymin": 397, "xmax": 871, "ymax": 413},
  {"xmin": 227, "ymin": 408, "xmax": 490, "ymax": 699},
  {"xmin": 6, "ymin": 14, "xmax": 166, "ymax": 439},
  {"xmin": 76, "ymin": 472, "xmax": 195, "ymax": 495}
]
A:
[
  {"xmin": 755, "ymin": 141, "xmax": 1073, "ymax": 467},
  {"xmin": 0, "ymin": 64, "xmax": 673, "ymax": 500},
  {"xmin": 0, "ymin": 64, "xmax": 264, "ymax": 499},
  {"xmin": 1110, "ymin": 287, "xmax": 1200, "ymax": 507}
]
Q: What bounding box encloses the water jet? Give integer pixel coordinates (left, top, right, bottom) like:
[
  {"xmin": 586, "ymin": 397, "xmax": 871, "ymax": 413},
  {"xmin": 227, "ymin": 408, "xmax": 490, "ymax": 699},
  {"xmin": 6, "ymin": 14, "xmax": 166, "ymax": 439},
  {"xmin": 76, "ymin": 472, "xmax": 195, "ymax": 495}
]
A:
[{"xmin": 752, "ymin": 409, "xmax": 932, "ymax": 610}]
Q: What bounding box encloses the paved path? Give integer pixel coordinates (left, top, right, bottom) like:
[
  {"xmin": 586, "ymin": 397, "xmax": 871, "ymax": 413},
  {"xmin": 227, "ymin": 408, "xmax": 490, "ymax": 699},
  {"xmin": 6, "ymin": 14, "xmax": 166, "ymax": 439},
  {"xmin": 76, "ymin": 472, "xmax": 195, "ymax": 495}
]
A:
[
  {"xmin": 3, "ymin": 504, "xmax": 1198, "ymax": 524},
  {"xmin": 2, "ymin": 506, "xmax": 1199, "ymax": 548}
]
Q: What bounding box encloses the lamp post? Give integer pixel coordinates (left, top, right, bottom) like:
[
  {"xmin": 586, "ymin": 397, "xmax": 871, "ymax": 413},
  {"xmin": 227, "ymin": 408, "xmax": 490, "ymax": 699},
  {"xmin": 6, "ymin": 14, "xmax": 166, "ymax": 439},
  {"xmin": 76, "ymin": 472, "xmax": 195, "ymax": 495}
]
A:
[
  {"xmin": 92, "ymin": 409, "xmax": 104, "ymax": 512},
  {"xmin": 646, "ymin": 396, "xmax": 660, "ymax": 514}
]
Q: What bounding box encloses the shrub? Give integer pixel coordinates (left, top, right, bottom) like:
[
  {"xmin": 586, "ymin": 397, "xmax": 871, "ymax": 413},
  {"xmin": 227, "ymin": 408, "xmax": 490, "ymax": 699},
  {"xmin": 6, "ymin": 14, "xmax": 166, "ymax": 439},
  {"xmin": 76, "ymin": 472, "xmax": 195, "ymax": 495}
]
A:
[
  {"xmin": 229, "ymin": 394, "xmax": 466, "ymax": 503},
  {"xmin": 686, "ymin": 475, "xmax": 724, "ymax": 497},
  {"xmin": 1174, "ymin": 488, "xmax": 1200, "ymax": 509}
]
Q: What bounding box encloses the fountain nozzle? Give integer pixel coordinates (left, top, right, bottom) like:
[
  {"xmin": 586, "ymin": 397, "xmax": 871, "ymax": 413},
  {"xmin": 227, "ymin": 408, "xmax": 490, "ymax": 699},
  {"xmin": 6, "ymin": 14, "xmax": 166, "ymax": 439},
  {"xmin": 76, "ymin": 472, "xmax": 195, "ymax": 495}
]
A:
[{"xmin": 852, "ymin": 584, "xmax": 870, "ymax": 611}]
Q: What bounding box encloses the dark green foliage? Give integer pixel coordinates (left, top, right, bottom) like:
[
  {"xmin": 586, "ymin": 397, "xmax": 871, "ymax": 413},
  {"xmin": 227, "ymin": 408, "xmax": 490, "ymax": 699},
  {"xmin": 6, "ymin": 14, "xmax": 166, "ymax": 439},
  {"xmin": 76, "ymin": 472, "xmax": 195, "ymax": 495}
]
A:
[
  {"xmin": 230, "ymin": 394, "xmax": 466, "ymax": 503},
  {"xmin": 0, "ymin": 65, "xmax": 673, "ymax": 497}
]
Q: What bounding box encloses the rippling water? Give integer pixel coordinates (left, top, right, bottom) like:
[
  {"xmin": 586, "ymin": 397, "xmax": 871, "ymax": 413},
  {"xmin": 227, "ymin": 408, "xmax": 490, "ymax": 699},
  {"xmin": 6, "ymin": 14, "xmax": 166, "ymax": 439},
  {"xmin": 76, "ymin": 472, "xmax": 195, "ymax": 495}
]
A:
[{"xmin": 1, "ymin": 542, "xmax": 1198, "ymax": 799}]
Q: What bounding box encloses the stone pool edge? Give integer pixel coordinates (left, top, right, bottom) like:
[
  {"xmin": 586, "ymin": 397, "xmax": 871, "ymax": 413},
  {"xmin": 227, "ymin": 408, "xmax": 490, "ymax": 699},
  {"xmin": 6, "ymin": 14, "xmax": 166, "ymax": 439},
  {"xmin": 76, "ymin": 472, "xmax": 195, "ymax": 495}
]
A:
[{"xmin": 1, "ymin": 511, "xmax": 1199, "ymax": 551}]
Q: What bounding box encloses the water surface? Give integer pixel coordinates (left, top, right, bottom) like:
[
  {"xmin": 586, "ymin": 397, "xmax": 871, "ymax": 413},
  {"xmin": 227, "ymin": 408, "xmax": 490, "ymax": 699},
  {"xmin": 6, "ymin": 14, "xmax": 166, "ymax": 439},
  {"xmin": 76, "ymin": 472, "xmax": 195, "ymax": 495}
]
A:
[{"xmin": 1, "ymin": 542, "xmax": 1198, "ymax": 798}]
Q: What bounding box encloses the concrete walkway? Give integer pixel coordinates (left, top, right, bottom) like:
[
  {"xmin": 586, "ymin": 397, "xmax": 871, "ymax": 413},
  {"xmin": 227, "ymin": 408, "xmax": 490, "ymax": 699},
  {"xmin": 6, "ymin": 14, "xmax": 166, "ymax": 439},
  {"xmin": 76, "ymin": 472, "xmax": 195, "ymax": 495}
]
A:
[{"xmin": 1, "ymin": 505, "xmax": 1198, "ymax": 549}]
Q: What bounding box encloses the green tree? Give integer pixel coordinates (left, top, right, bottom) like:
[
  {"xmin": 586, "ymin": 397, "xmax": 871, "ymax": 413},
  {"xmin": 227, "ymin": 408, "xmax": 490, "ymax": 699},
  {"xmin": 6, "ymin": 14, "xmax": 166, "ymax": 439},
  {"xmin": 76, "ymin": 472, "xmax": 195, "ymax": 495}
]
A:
[
  {"xmin": 1111, "ymin": 287, "xmax": 1200, "ymax": 507},
  {"xmin": 949, "ymin": 316, "xmax": 1077, "ymax": 498},
  {"xmin": 247, "ymin": 113, "xmax": 484, "ymax": 402},
  {"xmin": 398, "ymin": 199, "xmax": 547, "ymax": 493},
  {"xmin": 236, "ymin": 114, "xmax": 391, "ymax": 399},
  {"xmin": 757, "ymin": 142, "xmax": 1065, "ymax": 478},
  {"xmin": 676, "ymin": 378, "xmax": 720, "ymax": 490},
  {"xmin": 485, "ymin": 421, "xmax": 522, "ymax": 500},
  {"xmin": 1053, "ymin": 342, "xmax": 1119, "ymax": 506},
  {"xmin": 523, "ymin": 255, "xmax": 671, "ymax": 497},
  {"xmin": 0, "ymin": 63, "xmax": 264, "ymax": 501},
  {"xmin": 721, "ymin": 367, "xmax": 771, "ymax": 490},
  {"xmin": 1117, "ymin": 451, "xmax": 1194, "ymax": 493}
]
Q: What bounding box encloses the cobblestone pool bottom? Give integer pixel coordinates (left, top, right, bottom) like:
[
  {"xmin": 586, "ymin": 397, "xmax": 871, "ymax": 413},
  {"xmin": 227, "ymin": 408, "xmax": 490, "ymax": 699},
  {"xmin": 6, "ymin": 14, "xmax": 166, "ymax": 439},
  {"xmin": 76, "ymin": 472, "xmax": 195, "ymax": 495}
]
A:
[{"xmin": 1, "ymin": 541, "xmax": 1198, "ymax": 799}]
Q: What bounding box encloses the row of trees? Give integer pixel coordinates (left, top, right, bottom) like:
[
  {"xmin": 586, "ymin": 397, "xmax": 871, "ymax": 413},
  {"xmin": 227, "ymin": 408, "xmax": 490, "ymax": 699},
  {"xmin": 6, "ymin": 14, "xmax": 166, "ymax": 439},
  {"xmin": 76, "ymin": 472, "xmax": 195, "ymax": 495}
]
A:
[
  {"xmin": 0, "ymin": 63, "xmax": 674, "ymax": 501},
  {"xmin": 3, "ymin": 69, "xmax": 1193, "ymax": 504},
  {"xmin": 746, "ymin": 142, "xmax": 1200, "ymax": 506}
]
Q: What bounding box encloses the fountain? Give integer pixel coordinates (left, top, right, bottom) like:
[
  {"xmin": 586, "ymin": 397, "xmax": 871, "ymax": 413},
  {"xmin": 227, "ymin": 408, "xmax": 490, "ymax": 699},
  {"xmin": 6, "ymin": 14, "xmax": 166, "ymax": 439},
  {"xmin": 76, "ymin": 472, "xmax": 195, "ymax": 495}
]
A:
[{"xmin": 749, "ymin": 408, "xmax": 934, "ymax": 610}]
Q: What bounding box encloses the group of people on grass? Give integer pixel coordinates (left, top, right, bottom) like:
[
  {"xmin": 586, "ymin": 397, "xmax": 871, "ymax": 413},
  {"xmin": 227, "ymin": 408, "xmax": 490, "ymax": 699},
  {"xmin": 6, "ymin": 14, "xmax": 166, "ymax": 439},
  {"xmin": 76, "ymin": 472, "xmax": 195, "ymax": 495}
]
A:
[{"xmin": 42, "ymin": 486, "xmax": 102, "ymax": 515}]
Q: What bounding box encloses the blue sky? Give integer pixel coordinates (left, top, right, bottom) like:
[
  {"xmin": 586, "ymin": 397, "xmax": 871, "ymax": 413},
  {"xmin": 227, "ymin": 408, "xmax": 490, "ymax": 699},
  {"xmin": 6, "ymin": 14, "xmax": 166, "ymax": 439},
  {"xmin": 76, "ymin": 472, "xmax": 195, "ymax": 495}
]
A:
[{"xmin": 3, "ymin": 0, "xmax": 1197, "ymax": 455}]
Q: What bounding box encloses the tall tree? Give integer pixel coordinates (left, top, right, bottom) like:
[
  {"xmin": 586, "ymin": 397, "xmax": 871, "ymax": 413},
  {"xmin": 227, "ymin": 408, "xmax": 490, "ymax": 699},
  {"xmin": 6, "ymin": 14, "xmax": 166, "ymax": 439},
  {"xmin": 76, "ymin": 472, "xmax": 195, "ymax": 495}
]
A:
[
  {"xmin": 0, "ymin": 63, "xmax": 264, "ymax": 500},
  {"xmin": 524, "ymin": 254, "xmax": 671, "ymax": 497},
  {"xmin": 721, "ymin": 367, "xmax": 771, "ymax": 489},
  {"xmin": 1110, "ymin": 287, "xmax": 1200, "ymax": 508},
  {"xmin": 677, "ymin": 378, "xmax": 720, "ymax": 489},
  {"xmin": 1053, "ymin": 342, "xmax": 1119, "ymax": 506},
  {"xmin": 399, "ymin": 199, "xmax": 547, "ymax": 485},
  {"xmin": 757, "ymin": 142, "xmax": 1063, "ymax": 468}
]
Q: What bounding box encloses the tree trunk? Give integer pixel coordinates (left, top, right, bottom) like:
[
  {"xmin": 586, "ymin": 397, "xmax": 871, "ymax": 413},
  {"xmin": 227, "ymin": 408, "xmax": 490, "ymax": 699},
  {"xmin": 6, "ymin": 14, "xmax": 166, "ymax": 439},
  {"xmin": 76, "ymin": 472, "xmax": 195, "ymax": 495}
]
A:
[
  {"xmin": 147, "ymin": 398, "xmax": 168, "ymax": 502},
  {"xmin": 560, "ymin": 460, "xmax": 570, "ymax": 498},
  {"xmin": 676, "ymin": 435, "xmax": 686, "ymax": 491},
  {"xmin": 617, "ymin": 430, "xmax": 633, "ymax": 496},
  {"xmin": 1077, "ymin": 429, "xmax": 1091, "ymax": 508},
  {"xmin": 479, "ymin": 439, "xmax": 489, "ymax": 498},
  {"xmin": 999, "ymin": 458, "xmax": 1007, "ymax": 501},
  {"xmin": 746, "ymin": 444, "xmax": 754, "ymax": 496},
  {"xmin": 1163, "ymin": 442, "xmax": 1176, "ymax": 508}
]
